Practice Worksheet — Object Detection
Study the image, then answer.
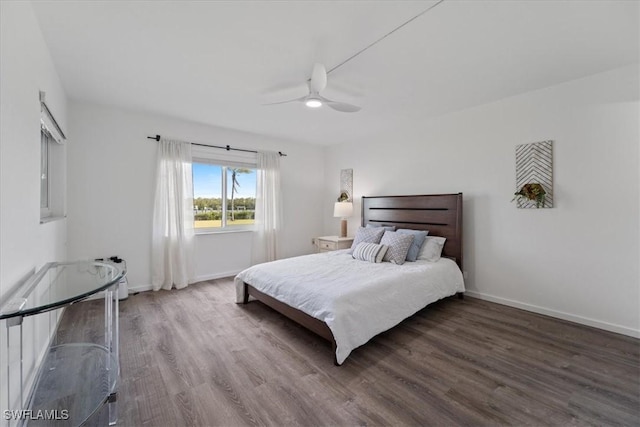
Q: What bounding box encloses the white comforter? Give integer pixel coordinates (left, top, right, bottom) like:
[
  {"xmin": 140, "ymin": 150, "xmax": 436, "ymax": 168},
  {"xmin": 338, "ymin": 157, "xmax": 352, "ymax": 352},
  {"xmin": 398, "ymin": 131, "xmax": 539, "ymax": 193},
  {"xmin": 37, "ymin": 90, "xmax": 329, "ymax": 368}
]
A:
[{"xmin": 234, "ymin": 250, "xmax": 464, "ymax": 364}]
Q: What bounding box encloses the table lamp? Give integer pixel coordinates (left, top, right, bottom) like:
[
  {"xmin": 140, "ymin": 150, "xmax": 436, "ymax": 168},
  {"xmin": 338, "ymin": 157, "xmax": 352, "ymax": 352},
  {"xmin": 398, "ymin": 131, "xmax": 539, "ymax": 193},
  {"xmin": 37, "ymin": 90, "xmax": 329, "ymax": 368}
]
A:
[{"xmin": 333, "ymin": 202, "xmax": 353, "ymax": 238}]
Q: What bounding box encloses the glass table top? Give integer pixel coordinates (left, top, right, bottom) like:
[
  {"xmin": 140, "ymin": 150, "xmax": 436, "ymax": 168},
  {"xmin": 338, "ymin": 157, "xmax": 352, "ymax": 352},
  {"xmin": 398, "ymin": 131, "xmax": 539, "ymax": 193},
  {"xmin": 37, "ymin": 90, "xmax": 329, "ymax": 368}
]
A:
[{"xmin": 0, "ymin": 261, "xmax": 124, "ymax": 320}]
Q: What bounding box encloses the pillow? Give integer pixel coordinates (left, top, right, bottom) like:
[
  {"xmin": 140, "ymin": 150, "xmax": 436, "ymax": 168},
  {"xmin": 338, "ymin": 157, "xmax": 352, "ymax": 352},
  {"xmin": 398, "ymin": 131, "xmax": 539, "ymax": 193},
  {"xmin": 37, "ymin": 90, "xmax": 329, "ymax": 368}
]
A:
[
  {"xmin": 366, "ymin": 223, "xmax": 397, "ymax": 232},
  {"xmin": 417, "ymin": 236, "xmax": 447, "ymax": 262},
  {"xmin": 380, "ymin": 231, "xmax": 415, "ymax": 265},
  {"xmin": 348, "ymin": 227, "xmax": 385, "ymax": 254},
  {"xmin": 352, "ymin": 242, "xmax": 389, "ymax": 263},
  {"xmin": 396, "ymin": 229, "xmax": 429, "ymax": 262}
]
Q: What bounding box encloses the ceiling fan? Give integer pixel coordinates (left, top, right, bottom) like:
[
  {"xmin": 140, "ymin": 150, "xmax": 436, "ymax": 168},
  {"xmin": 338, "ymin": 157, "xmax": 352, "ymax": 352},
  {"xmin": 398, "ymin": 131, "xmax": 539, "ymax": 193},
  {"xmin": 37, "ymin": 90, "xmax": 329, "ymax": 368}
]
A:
[
  {"xmin": 263, "ymin": 2, "xmax": 445, "ymax": 113},
  {"xmin": 264, "ymin": 63, "xmax": 361, "ymax": 113}
]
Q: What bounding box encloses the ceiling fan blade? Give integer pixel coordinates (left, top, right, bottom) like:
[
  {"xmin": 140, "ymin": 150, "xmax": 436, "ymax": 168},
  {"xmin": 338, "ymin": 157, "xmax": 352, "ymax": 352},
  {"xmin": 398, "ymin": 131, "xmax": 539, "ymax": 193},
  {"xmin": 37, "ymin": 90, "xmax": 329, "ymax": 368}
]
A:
[
  {"xmin": 327, "ymin": 102, "xmax": 361, "ymax": 113},
  {"xmin": 262, "ymin": 95, "xmax": 306, "ymax": 106},
  {"xmin": 320, "ymin": 96, "xmax": 361, "ymax": 113},
  {"xmin": 309, "ymin": 63, "xmax": 327, "ymax": 93},
  {"xmin": 260, "ymin": 81, "xmax": 308, "ymax": 96}
]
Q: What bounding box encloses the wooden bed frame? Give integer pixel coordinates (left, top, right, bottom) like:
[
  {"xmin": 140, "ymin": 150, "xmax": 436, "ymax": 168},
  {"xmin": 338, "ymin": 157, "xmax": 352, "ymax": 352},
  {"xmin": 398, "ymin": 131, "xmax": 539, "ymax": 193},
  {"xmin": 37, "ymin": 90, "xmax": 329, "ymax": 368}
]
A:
[{"xmin": 241, "ymin": 193, "xmax": 463, "ymax": 365}]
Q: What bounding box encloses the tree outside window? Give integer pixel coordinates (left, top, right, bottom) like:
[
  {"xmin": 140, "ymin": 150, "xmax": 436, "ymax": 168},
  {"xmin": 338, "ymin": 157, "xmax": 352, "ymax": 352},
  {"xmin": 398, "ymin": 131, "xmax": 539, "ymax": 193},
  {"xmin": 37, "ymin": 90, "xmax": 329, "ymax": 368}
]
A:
[{"xmin": 192, "ymin": 162, "xmax": 256, "ymax": 230}]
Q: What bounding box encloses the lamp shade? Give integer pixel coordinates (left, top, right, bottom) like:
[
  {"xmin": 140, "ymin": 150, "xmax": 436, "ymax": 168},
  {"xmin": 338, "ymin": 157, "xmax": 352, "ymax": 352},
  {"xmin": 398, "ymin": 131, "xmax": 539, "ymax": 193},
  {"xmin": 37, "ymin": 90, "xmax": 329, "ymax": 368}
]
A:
[{"xmin": 333, "ymin": 202, "xmax": 353, "ymax": 218}]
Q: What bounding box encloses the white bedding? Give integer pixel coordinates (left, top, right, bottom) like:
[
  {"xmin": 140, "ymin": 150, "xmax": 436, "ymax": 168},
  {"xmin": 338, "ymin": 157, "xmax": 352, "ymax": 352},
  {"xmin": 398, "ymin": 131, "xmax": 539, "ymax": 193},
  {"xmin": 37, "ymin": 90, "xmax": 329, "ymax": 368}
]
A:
[{"xmin": 234, "ymin": 250, "xmax": 464, "ymax": 364}]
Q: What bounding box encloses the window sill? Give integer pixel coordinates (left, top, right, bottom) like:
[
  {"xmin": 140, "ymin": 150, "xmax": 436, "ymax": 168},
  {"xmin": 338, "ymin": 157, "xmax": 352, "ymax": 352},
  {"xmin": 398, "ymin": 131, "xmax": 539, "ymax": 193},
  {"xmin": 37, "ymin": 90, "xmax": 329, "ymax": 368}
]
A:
[
  {"xmin": 195, "ymin": 228, "xmax": 254, "ymax": 236},
  {"xmin": 40, "ymin": 215, "xmax": 66, "ymax": 224}
]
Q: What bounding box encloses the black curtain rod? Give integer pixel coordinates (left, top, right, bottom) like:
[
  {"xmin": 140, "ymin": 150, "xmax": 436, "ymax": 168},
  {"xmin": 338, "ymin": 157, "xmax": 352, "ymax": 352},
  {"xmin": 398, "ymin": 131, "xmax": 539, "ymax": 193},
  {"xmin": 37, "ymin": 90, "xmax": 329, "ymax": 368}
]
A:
[{"xmin": 146, "ymin": 134, "xmax": 287, "ymax": 157}]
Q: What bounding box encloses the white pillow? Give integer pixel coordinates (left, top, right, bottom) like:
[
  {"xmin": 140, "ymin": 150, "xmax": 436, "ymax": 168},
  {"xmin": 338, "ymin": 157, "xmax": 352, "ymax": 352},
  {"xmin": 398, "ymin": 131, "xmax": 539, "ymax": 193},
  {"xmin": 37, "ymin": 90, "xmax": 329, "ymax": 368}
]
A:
[
  {"xmin": 352, "ymin": 242, "xmax": 389, "ymax": 263},
  {"xmin": 417, "ymin": 236, "xmax": 446, "ymax": 262}
]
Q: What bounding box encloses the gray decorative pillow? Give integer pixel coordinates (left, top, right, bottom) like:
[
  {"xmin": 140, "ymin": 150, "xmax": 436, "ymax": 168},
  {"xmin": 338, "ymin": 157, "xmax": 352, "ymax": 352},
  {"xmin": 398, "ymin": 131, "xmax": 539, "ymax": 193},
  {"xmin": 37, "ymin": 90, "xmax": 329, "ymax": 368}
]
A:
[
  {"xmin": 348, "ymin": 227, "xmax": 385, "ymax": 254},
  {"xmin": 396, "ymin": 229, "xmax": 429, "ymax": 262},
  {"xmin": 380, "ymin": 231, "xmax": 415, "ymax": 265},
  {"xmin": 352, "ymin": 242, "xmax": 389, "ymax": 263},
  {"xmin": 366, "ymin": 223, "xmax": 397, "ymax": 232},
  {"xmin": 417, "ymin": 236, "xmax": 447, "ymax": 262}
]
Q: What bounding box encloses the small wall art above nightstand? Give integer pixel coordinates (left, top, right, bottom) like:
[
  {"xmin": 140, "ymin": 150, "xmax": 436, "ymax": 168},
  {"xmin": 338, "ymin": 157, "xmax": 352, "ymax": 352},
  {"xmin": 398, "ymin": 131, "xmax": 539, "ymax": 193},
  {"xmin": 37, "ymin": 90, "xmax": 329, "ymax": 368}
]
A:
[{"xmin": 315, "ymin": 236, "xmax": 354, "ymax": 253}]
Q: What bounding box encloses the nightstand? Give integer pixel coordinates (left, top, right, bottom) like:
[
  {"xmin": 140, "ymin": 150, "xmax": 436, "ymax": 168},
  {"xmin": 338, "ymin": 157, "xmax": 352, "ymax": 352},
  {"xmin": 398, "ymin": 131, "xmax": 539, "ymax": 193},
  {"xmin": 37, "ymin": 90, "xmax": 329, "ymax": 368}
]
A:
[{"xmin": 316, "ymin": 236, "xmax": 354, "ymax": 253}]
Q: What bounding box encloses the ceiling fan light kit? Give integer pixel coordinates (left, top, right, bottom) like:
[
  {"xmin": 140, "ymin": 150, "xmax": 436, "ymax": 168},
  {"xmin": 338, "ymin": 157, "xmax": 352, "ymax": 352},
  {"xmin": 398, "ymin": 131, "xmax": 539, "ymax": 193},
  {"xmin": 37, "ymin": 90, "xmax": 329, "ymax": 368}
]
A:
[{"xmin": 305, "ymin": 96, "xmax": 323, "ymax": 108}]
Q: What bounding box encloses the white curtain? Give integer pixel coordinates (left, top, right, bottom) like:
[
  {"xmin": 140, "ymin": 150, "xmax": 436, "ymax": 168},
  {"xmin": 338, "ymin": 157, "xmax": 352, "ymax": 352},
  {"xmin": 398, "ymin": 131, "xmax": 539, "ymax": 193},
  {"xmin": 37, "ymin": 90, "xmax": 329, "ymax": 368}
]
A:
[
  {"xmin": 252, "ymin": 151, "xmax": 282, "ymax": 264},
  {"xmin": 151, "ymin": 139, "xmax": 195, "ymax": 290}
]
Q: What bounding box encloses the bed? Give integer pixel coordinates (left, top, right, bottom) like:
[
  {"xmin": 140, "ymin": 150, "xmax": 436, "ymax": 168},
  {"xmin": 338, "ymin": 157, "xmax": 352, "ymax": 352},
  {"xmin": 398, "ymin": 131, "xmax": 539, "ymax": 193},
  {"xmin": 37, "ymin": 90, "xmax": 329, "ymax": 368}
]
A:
[{"xmin": 235, "ymin": 193, "xmax": 464, "ymax": 365}]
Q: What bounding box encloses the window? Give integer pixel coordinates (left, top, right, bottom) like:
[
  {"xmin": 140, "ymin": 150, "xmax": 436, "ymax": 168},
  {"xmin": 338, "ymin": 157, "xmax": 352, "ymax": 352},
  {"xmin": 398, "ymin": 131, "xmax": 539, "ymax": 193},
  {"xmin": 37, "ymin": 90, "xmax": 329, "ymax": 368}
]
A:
[
  {"xmin": 39, "ymin": 92, "xmax": 65, "ymax": 221},
  {"xmin": 192, "ymin": 160, "xmax": 257, "ymax": 231}
]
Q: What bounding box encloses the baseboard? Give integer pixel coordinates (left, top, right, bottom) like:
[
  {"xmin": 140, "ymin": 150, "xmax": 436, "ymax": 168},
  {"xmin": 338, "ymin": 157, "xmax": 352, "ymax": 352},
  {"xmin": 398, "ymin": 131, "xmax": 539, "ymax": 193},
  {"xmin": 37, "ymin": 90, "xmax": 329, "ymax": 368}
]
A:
[
  {"xmin": 193, "ymin": 270, "xmax": 242, "ymax": 283},
  {"xmin": 464, "ymin": 290, "xmax": 640, "ymax": 339},
  {"xmin": 127, "ymin": 271, "xmax": 241, "ymax": 295},
  {"xmin": 129, "ymin": 284, "xmax": 153, "ymax": 294}
]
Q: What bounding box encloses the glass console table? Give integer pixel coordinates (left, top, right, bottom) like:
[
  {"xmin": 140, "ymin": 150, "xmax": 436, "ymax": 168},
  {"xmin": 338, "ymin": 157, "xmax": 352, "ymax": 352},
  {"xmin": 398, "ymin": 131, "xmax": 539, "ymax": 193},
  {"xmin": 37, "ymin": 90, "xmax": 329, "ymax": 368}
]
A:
[{"xmin": 0, "ymin": 261, "xmax": 125, "ymax": 426}]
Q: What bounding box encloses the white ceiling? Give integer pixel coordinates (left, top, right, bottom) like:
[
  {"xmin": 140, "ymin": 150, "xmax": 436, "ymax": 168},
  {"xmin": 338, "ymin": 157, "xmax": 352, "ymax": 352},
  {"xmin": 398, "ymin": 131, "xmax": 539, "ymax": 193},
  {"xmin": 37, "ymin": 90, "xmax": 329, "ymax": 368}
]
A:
[{"xmin": 32, "ymin": 0, "xmax": 639, "ymax": 146}]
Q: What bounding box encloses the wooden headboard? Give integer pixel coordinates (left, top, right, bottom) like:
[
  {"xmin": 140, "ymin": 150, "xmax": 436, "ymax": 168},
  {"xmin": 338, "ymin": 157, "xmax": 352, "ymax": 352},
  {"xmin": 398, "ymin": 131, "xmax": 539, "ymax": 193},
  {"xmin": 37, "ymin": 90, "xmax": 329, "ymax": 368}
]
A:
[{"xmin": 361, "ymin": 193, "xmax": 463, "ymax": 270}]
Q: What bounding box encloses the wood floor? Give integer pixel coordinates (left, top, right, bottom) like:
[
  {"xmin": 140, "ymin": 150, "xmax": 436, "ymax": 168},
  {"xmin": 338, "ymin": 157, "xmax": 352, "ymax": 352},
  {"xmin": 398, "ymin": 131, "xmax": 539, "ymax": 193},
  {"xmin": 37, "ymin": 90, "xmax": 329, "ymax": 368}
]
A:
[{"xmin": 56, "ymin": 278, "xmax": 640, "ymax": 426}]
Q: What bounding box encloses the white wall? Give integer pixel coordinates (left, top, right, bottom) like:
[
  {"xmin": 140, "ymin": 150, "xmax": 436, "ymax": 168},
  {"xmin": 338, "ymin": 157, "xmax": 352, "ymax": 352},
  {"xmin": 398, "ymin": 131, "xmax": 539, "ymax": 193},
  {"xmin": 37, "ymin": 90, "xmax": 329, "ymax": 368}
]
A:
[
  {"xmin": 67, "ymin": 102, "xmax": 325, "ymax": 290},
  {"xmin": 0, "ymin": 1, "xmax": 68, "ymax": 297},
  {"xmin": 324, "ymin": 65, "xmax": 640, "ymax": 337},
  {"xmin": 0, "ymin": 1, "xmax": 68, "ymax": 419}
]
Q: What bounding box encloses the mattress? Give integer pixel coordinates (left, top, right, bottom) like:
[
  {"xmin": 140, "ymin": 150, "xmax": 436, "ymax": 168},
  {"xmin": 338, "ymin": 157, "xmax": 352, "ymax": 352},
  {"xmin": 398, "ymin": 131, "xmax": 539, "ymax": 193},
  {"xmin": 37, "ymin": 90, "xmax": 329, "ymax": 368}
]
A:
[{"xmin": 235, "ymin": 250, "xmax": 465, "ymax": 364}]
